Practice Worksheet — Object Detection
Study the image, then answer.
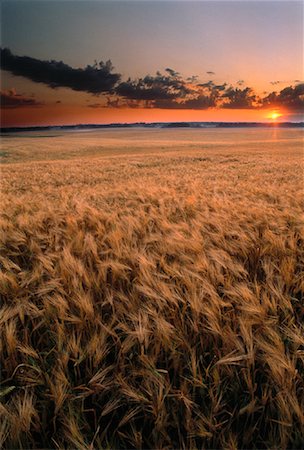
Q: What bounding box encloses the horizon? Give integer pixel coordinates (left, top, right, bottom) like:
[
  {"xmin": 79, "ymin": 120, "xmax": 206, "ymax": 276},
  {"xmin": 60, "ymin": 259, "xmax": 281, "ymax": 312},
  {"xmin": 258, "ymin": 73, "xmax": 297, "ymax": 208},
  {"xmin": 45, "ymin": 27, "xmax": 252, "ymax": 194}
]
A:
[{"xmin": 1, "ymin": 119, "xmax": 303, "ymax": 132}]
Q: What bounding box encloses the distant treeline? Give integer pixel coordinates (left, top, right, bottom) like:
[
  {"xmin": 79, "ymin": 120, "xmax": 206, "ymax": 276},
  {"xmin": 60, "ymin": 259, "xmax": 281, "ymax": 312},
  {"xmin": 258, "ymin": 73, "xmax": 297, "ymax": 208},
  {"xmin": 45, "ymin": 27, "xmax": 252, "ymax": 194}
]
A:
[{"xmin": 1, "ymin": 121, "xmax": 303, "ymax": 133}]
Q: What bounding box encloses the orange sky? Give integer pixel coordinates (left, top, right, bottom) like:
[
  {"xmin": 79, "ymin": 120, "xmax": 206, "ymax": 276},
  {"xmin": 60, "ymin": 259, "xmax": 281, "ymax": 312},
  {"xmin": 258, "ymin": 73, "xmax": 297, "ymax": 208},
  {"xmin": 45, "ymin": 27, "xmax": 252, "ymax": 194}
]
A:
[{"xmin": 1, "ymin": 104, "xmax": 287, "ymax": 128}]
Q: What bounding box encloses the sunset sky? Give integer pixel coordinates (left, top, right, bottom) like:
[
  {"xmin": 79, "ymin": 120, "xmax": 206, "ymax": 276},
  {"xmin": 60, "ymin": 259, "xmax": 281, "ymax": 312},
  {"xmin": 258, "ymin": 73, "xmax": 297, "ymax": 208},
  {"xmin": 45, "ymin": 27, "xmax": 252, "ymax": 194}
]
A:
[{"xmin": 1, "ymin": 0, "xmax": 303, "ymax": 126}]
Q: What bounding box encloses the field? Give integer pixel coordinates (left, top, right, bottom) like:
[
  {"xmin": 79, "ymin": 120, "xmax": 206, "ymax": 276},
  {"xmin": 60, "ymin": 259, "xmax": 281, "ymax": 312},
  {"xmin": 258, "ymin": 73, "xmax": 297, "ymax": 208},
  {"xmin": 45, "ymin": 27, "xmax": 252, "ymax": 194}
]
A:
[{"xmin": 0, "ymin": 128, "xmax": 303, "ymax": 449}]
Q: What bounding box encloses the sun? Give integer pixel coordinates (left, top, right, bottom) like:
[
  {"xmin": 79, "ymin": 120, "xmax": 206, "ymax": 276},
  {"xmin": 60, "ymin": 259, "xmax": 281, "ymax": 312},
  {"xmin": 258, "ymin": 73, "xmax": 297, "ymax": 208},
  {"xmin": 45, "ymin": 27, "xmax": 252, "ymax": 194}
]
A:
[{"xmin": 269, "ymin": 111, "xmax": 282, "ymax": 121}]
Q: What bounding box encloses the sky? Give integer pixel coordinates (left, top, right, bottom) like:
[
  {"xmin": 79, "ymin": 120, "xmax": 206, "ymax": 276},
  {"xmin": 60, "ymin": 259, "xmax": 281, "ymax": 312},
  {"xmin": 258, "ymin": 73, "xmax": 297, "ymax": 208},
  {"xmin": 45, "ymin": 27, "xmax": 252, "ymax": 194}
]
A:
[{"xmin": 1, "ymin": 0, "xmax": 303, "ymax": 126}]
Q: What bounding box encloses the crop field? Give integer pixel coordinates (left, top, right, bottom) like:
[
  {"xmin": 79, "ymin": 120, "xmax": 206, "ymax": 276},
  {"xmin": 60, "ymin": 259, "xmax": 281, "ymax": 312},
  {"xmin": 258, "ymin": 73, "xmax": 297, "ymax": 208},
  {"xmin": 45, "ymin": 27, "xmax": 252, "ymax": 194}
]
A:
[{"xmin": 0, "ymin": 128, "xmax": 303, "ymax": 449}]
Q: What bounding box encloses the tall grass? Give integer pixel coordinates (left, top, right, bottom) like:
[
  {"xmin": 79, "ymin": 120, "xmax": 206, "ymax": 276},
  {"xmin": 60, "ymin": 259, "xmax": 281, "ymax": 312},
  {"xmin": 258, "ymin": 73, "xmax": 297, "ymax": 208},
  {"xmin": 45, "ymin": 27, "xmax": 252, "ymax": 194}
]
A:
[{"xmin": 1, "ymin": 130, "xmax": 303, "ymax": 448}]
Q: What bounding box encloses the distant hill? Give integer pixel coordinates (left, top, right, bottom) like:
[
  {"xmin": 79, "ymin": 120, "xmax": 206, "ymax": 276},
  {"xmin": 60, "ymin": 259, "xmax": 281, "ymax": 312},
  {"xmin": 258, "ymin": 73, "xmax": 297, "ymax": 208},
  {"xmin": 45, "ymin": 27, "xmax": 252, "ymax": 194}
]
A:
[{"xmin": 1, "ymin": 121, "xmax": 303, "ymax": 133}]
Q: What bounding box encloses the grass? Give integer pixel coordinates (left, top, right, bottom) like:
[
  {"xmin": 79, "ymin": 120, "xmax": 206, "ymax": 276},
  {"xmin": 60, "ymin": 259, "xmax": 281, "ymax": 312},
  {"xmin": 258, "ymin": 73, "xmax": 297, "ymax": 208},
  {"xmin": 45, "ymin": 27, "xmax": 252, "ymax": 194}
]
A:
[{"xmin": 0, "ymin": 128, "xmax": 303, "ymax": 449}]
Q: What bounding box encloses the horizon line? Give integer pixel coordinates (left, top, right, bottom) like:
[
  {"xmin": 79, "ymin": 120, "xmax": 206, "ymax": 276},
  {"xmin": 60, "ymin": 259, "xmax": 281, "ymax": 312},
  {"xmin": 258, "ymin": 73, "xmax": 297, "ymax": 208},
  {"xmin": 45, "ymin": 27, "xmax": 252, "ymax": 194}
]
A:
[{"xmin": 1, "ymin": 120, "xmax": 304, "ymax": 131}]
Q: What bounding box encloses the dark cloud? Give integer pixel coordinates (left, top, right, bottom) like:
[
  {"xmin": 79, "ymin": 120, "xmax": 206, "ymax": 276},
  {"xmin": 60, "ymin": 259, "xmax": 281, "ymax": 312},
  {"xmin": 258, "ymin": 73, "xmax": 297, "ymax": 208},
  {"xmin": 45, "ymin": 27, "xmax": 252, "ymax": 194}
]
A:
[
  {"xmin": 187, "ymin": 75, "xmax": 198, "ymax": 83},
  {"xmin": 0, "ymin": 48, "xmax": 121, "ymax": 94},
  {"xmin": 262, "ymin": 83, "xmax": 304, "ymax": 111},
  {"xmin": 115, "ymin": 71, "xmax": 191, "ymax": 101},
  {"xmin": 116, "ymin": 74, "xmax": 225, "ymax": 109},
  {"xmin": 110, "ymin": 76, "xmax": 263, "ymax": 111},
  {"xmin": 106, "ymin": 97, "xmax": 122, "ymax": 108},
  {"xmin": 221, "ymin": 87, "xmax": 258, "ymax": 109},
  {"xmin": 206, "ymin": 71, "xmax": 215, "ymax": 75},
  {"xmin": 198, "ymin": 81, "xmax": 214, "ymax": 88},
  {"xmin": 197, "ymin": 81, "xmax": 226, "ymax": 92},
  {"xmin": 213, "ymin": 83, "xmax": 227, "ymax": 92},
  {"xmin": 2, "ymin": 48, "xmax": 302, "ymax": 113},
  {"xmin": 89, "ymin": 98, "xmax": 125, "ymax": 109},
  {"xmin": 87, "ymin": 103, "xmax": 103, "ymax": 108},
  {"xmin": 165, "ymin": 68, "xmax": 180, "ymax": 78},
  {"xmin": 126, "ymin": 99, "xmax": 148, "ymax": 109},
  {"xmin": 115, "ymin": 80, "xmax": 171, "ymax": 101},
  {"xmin": 154, "ymin": 94, "xmax": 217, "ymax": 110},
  {"xmin": 0, "ymin": 89, "xmax": 43, "ymax": 109},
  {"xmin": 143, "ymin": 72, "xmax": 190, "ymax": 97}
]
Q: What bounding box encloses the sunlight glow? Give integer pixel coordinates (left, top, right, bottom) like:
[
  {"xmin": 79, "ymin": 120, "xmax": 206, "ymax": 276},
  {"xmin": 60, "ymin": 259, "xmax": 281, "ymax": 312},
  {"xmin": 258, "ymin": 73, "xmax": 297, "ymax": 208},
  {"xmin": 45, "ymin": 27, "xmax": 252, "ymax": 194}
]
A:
[{"xmin": 269, "ymin": 111, "xmax": 282, "ymax": 121}]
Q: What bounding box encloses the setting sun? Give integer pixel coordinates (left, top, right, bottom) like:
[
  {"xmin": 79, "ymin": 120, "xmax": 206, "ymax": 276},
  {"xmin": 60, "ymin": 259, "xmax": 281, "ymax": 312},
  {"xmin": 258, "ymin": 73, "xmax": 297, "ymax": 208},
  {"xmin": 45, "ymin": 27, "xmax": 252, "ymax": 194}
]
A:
[{"xmin": 269, "ymin": 111, "xmax": 282, "ymax": 120}]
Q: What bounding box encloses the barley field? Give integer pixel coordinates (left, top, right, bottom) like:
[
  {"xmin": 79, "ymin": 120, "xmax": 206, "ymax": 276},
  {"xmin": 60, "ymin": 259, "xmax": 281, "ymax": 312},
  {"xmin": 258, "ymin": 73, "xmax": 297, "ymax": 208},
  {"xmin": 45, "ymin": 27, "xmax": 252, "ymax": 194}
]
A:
[{"xmin": 0, "ymin": 127, "xmax": 303, "ymax": 449}]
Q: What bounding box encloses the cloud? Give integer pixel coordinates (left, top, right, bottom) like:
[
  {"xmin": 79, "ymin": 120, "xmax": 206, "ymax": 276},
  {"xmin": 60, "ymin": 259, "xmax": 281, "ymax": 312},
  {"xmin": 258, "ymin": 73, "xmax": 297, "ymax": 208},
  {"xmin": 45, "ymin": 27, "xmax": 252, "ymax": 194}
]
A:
[
  {"xmin": 153, "ymin": 94, "xmax": 217, "ymax": 110},
  {"xmin": 0, "ymin": 89, "xmax": 43, "ymax": 109},
  {"xmin": 221, "ymin": 87, "xmax": 258, "ymax": 109},
  {"xmin": 111, "ymin": 73, "xmax": 224, "ymax": 110},
  {"xmin": 198, "ymin": 81, "xmax": 214, "ymax": 88},
  {"xmin": 198, "ymin": 81, "xmax": 226, "ymax": 92},
  {"xmin": 165, "ymin": 67, "xmax": 180, "ymax": 78},
  {"xmin": 111, "ymin": 76, "xmax": 261, "ymax": 111},
  {"xmin": 150, "ymin": 82, "xmax": 304, "ymax": 112},
  {"xmin": 87, "ymin": 102, "xmax": 103, "ymax": 108},
  {"xmin": 115, "ymin": 71, "xmax": 191, "ymax": 101},
  {"xmin": 262, "ymin": 83, "xmax": 304, "ymax": 112},
  {"xmin": 187, "ymin": 75, "xmax": 198, "ymax": 83},
  {"xmin": 0, "ymin": 48, "xmax": 121, "ymax": 94},
  {"xmin": 270, "ymin": 80, "xmax": 282, "ymax": 85},
  {"xmin": 2, "ymin": 48, "xmax": 302, "ymax": 114},
  {"xmin": 213, "ymin": 83, "xmax": 227, "ymax": 92}
]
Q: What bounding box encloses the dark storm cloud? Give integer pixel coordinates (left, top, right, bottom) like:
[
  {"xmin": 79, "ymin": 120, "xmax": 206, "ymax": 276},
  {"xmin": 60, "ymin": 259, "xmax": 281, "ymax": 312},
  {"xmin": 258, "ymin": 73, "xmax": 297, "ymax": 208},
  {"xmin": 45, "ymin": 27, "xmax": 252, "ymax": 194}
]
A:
[
  {"xmin": 262, "ymin": 83, "xmax": 304, "ymax": 111},
  {"xmin": 0, "ymin": 48, "xmax": 121, "ymax": 94},
  {"xmin": 0, "ymin": 89, "xmax": 43, "ymax": 108},
  {"xmin": 221, "ymin": 87, "xmax": 258, "ymax": 109}
]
